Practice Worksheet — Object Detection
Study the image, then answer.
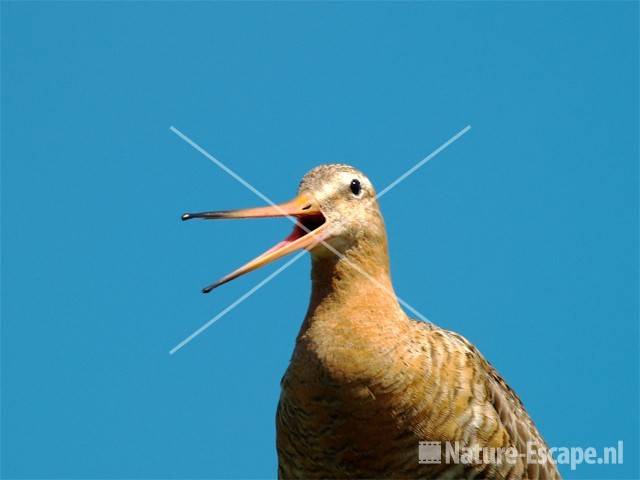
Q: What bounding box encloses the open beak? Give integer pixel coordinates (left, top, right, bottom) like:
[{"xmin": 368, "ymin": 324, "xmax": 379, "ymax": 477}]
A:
[{"xmin": 182, "ymin": 193, "xmax": 327, "ymax": 293}]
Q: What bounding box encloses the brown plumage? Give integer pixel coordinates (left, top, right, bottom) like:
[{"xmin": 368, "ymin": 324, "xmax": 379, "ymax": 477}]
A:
[{"xmin": 183, "ymin": 164, "xmax": 560, "ymax": 479}]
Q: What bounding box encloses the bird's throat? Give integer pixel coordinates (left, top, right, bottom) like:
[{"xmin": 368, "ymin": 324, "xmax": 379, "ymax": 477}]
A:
[
  {"xmin": 302, "ymin": 230, "xmax": 407, "ymax": 342},
  {"xmin": 290, "ymin": 231, "xmax": 412, "ymax": 390}
]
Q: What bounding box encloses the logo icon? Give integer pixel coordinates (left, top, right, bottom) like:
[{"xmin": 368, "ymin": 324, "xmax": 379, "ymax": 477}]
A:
[{"xmin": 418, "ymin": 441, "xmax": 442, "ymax": 464}]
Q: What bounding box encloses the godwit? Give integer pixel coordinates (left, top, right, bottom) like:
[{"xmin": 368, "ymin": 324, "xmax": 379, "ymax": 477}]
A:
[{"xmin": 183, "ymin": 164, "xmax": 560, "ymax": 479}]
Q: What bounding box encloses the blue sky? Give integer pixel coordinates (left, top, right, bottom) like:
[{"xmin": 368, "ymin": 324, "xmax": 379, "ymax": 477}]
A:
[{"xmin": 2, "ymin": 2, "xmax": 638, "ymax": 478}]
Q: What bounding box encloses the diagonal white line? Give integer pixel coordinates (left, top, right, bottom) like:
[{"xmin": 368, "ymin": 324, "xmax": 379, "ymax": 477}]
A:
[
  {"xmin": 375, "ymin": 125, "xmax": 471, "ymax": 200},
  {"xmin": 171, "ymin": 126, "xmax": 306, "ymax": 233},
  {"xmin": 170, "ymin": 126, "xmax": 275, "ymax": 207},
  {"xmin": 171, "ymin": 126, "xmax": 432, "ymax": 318},
  {"xmin": 170, "ymin": 123, "xmax": 469, "ymax": 352},
  {"xmin": 169, "ymin": 250, "xmax": 306, "ymax": 355}
]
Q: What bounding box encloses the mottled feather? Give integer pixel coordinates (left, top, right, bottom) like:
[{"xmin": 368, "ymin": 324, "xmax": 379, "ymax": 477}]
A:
[{"xmin": 273, "ymin": 165, "xmax": 559, "ymax": 479}]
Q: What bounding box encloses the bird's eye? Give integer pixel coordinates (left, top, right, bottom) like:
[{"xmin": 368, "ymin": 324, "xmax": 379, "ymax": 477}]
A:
[{"xmin": 350, "ymin": 179, "xmax": 362, "ymax": 196}]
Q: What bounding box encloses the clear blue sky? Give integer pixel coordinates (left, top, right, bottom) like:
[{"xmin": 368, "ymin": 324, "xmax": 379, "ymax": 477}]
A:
[{"xmin": 2, "ymin": 2, "xmax": 638, "ymax": 478}]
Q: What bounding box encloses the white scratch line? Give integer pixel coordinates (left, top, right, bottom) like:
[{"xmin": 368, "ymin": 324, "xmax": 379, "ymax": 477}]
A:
[
  {"xmin": 170, "ymin": 126, "xmax": 275, "ymax": 207},
  {"xmin": 169, "ymin": 251, "xmax": 306, "ymax": 355},
  {"xmin": 170, "ymin": 123, "xmax": 470, "ymax": 352},
  {"xmin": 376, "ymin": 125, "xmax": 471, "ymax": 200}
]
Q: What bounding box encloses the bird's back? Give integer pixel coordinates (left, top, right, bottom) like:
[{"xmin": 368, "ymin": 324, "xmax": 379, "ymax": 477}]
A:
[{"xmin": 276, "ymin": 318, "xmax": 560, "ymax": 479}]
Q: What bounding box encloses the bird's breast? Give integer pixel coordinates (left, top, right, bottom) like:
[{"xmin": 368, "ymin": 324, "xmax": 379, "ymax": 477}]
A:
[{"xmin": 276, "ymin": 326, "xmax": 428, "ymax": 478}]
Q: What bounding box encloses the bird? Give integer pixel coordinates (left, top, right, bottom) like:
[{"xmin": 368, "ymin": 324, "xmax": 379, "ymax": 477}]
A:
[{"xmin": 182, "ymin": 164, "xmax": 561, "ymax": 480}]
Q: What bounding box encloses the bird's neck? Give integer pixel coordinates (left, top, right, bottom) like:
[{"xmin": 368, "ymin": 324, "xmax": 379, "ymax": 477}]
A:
[
  {"xmin": 301, "ymin": 229, "xmax": 408, "ymax": 341},
  {"xmin": 291, "ymin": 230, "xmax": 412, "ymax": 384},
  {"xmin": 310, "ymin": 237, "xmax": 391, "ymax": 305}
]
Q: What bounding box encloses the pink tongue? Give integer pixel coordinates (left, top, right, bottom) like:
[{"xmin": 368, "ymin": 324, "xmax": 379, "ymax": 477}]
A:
[{"xmin": 263, "ymin": 226, "xmax": 304, "ymax": 255}]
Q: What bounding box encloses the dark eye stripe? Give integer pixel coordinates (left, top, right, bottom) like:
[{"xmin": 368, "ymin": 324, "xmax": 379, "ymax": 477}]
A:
[{"xmin": 350, "ymin": 179, "xmax": 361, "ymax": 196}]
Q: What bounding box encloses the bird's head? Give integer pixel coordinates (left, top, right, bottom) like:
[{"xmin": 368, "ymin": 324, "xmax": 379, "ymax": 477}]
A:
[{"xmin": 182, "ymin": 164, "xmax": 386, "ymax": 292}]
